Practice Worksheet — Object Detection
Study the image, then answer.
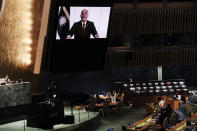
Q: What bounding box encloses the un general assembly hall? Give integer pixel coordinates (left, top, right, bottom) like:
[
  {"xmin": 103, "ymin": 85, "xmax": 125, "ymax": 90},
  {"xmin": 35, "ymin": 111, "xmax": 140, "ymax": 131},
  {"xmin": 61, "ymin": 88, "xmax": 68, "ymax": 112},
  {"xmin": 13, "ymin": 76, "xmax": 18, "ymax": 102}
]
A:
[{"xmin": 1, "ymin": 0, "xmax": 197, "ymax": 131}]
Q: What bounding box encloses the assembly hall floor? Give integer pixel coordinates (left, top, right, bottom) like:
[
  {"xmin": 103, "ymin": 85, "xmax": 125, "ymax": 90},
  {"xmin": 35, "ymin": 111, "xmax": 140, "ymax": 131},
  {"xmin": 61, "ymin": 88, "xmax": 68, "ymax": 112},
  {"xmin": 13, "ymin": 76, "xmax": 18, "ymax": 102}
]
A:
[{"xmin": 0, "ymin": 105, "xmax": 146, "ymax": 131}]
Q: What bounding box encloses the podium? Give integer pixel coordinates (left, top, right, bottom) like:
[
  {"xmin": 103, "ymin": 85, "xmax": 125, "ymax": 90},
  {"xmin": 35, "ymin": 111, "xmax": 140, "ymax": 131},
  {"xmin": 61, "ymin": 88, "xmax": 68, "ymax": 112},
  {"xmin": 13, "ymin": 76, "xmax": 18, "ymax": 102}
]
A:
[{"xmin": 27, "ymin": 100, "xmax": 74, "ymax": 129}]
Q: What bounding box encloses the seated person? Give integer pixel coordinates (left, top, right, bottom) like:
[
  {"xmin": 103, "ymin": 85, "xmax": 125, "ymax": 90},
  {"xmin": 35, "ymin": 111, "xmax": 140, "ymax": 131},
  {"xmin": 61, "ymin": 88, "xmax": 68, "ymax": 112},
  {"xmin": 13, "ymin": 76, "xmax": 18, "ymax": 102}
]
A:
[
  {"xmin": 157, "ymin": 104, "xmax": 173, "ymax": 127},
  {"xmin": 106, "ymin": 91, "xmax": 112, "ymax": 97},
  {"xmin": 174, "ymin": 109, "xmax": 186, "ymax": 122},
  {"xmin": 161, "ymin": 116, "xmax": 170, "ymax": 129},
  {"xmin": 159, "ymin": 110, "xmax": 181, "ymax": 129},
  {"xmin": 120, "ymin": 92, "xmax": 125, "ymax": 104},
  {"xmin": 155, "ymin": 105, "xmax": 173, "ymax": 129},
  {"xmin": 173, "ymin": 93, "xmax": 179, "ymax": 100},
  {"xmin": 87, "ymin": 100, "xmax": 96, "ymax": 112},
  {"xmin": 114, "ymin": 91, "xmax": 120, "ymax": 101},
  {"xmin": 177, "ymin": 95, "xmax": 182, "ymax": 101},
  {"xmin": 168, "ymin": 97, "xmax": 189, "ymax": 123},
  {"xmin": 95, "ymin": 94, "xmax": 103, "ymax": 104},
  {"xmin": 87, "ymin": 93, "xmax": 97, "ymax": 103},
  {"xmin": 159, "ymin": 99, "xmax": 165, "ymax": 108},
  {"xmin": 1, "ymin": 74, "xmax": 10, "ymax": 84},
  {"xmin": 105, "ymin": 92, "xmax": 112, "ymax": 103},
  {"xmin": 157, "ymin": 97, "xmax": 162, "ymax": 104},
  {"xmin": 156, "ymin": 97, "xmax": 165, "ymax": 108},
  {"xmin": 179, "ymin": 96, "xmax": 191, "ymax": 117},
  {"xmin": 47, "ymin": 81, "xmax": 57, "ymax": 102},
  {"xmin": 171, "ymin": 99, "xmax": 189, "ymax": 123},
  {"xmin": 165, "ymin": 104, "xmax": 173, "ymax": 117}
]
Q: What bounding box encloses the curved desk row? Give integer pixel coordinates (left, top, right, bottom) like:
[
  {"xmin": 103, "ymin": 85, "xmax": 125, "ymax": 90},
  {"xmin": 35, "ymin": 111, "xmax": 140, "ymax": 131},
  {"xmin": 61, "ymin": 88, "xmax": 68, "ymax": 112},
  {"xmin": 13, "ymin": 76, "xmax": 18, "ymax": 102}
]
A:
[
  {"xmin": 74, "ymin": 102, "xmax": 118, "ymax": 109},
  {"xmin": 128, "ymin": 114, "xmax": 188, "ymax": 131},
  {"xmin": 128, "ymin": 114, "xmax": 153, "ymax": 130},
  {"xmin": 132, "ymin": 102, "xmax": 191, "ymax": 131}
]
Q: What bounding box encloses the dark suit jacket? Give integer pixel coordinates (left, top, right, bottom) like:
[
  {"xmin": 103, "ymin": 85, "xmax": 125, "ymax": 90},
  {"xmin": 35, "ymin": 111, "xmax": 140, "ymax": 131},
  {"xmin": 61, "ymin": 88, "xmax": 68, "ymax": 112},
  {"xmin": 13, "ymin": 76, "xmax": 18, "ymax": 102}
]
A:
[{"xmin": 68, "ymin": 20, "xmax": 98, "ymax": 39}]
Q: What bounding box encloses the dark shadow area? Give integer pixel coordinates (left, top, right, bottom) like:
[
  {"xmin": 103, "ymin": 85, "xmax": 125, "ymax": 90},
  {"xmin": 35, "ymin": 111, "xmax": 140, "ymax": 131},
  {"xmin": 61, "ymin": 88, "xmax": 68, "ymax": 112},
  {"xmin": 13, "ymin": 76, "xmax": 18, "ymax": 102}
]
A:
[
  {"xmin": 47, "ymin": 39, "xmax": 108, "ymax": 73},
  {"xmin": 112, "ymin": 67, "xmax": 158, "ymax": 82},
  {"xmin": 163, "ymin": 65, "xmax": 197, "ymax": 86},
  {"xmin": 42, "ymin": 71, "xmax": 112, "ymax": 96}
]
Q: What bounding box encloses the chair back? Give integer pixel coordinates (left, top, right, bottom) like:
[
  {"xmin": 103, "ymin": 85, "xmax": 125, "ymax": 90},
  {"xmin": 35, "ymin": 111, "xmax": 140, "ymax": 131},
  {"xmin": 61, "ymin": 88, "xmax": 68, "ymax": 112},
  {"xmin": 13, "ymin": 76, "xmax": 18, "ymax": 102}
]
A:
[{"xmin": 102, "ymin": 103, "xmax": 110, "ymax": 113}]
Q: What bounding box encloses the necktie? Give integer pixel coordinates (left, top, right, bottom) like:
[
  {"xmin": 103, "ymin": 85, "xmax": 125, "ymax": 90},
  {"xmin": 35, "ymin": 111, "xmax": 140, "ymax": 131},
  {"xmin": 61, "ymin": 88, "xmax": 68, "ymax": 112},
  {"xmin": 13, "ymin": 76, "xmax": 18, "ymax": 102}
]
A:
[{"xmin": 82, "ymin": 24, "xmax": 85, "ymax": 30}]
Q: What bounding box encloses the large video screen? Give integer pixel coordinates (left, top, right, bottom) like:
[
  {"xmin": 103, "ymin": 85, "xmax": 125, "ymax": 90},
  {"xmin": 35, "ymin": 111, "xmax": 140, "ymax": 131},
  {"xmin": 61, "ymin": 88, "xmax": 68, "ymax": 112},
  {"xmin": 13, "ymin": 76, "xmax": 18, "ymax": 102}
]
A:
[{"xmin": 56, "ymin": 6, "xmax": 111, "ymax": 40}]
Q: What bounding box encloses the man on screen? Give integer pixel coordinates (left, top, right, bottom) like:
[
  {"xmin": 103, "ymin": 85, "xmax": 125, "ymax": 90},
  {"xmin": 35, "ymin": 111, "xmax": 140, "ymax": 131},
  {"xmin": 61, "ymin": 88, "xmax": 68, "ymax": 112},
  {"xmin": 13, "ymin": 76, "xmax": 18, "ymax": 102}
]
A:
[{"xmin": 66, "ymin": 9, "xmax": 99, "ymax": 39}]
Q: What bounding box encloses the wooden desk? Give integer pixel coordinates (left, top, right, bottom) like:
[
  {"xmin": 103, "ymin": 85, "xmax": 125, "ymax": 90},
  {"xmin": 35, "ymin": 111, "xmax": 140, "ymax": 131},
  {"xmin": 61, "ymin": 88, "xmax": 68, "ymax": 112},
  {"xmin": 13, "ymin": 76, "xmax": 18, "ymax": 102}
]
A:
[
  {"xmin": 168, "ymin": 118, "xmax": 188, "ymax": 131},
  {"xmin": 74, "ymin": 102, "xmax": 118, "ymax": 122},
  {"xmin": 74, "ymin": 105, "xmax": 87, "ymax": 109},
  {"xmin": 191, "ymin": 114, "xmax": 197, "ymax": 120},
  {"xmin": 96, "ymin": 103, "xmax": 118, "ymax": 107},
  {"xmin": 74, "ymin": 102, "xmax": 118, "ymax": 109},
  {"xmin": 165, "ymin": 98, "xmax": 182, "ymax": 110}
]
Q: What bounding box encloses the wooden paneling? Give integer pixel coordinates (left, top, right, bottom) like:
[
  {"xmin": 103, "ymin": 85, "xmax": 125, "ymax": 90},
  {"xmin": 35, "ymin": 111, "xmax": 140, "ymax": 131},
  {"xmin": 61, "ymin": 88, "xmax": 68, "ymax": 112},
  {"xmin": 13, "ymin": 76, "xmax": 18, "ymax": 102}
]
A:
[
  {"xmin": 167, "ymin": 2, "xmax": 194, "ymax": 8},
  {"xmin": 0, "ymin": 0, "xmax": 44, "ymax": 93},
  {"xmin": 138, "ymin": 2, "xmax": 163, "ymax": 9},
  {"xmin": 34, "ymin": 0, "xmax": 51, "ymax": 74},
  {"xmin": 109, "ymin": 8, "xmax": 197, "ymax": 37},
  {"xmin": 105, "ymin": 47, "xmax": 197, "ymax": 70},
  {"xmin": 113, "ymin": 3, "xmax": 134, "ymax": 9}
]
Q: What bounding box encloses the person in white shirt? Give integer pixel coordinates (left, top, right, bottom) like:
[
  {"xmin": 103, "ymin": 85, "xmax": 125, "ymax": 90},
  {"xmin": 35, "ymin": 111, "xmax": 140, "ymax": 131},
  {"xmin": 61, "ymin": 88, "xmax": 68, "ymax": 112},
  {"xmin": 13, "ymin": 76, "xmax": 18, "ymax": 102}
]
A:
[{"xmin": 4, "ymin": 74, "xmax": 10, "ymax": 84}]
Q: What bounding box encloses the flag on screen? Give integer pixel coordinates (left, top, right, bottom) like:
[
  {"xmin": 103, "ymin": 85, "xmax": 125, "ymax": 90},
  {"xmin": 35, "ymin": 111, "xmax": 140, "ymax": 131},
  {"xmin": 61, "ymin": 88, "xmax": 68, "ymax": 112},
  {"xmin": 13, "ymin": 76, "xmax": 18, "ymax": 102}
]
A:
[{"xmin": 57, "ymin": 6, "xmax": 69, "ymax": 39}]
